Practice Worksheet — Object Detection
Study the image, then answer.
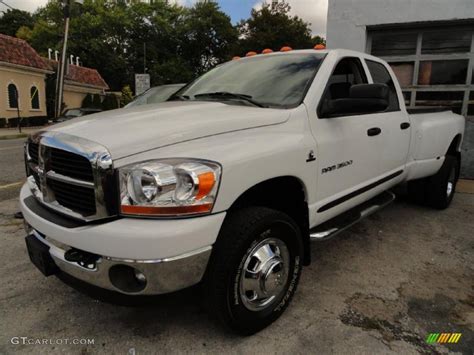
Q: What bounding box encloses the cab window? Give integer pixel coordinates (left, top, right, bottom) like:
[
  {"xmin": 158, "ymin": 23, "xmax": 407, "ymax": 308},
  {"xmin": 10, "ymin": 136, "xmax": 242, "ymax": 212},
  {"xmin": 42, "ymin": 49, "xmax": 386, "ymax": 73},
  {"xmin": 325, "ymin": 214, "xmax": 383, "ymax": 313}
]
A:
[
  {"xmin": 318, "ymin": 57, "xmax": 368, "ymax": 117},
  {"xmin": 365, "ymin": 60, "xmax": 400, "ymax": 112}
]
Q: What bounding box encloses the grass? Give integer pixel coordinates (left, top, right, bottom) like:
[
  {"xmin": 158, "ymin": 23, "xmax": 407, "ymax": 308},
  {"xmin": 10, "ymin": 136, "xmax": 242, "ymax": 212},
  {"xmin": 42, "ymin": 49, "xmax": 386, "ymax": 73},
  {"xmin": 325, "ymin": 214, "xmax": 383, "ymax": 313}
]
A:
[{"xmin": 0, "ymin": 133, "xmax": 27, "ymax": 140}]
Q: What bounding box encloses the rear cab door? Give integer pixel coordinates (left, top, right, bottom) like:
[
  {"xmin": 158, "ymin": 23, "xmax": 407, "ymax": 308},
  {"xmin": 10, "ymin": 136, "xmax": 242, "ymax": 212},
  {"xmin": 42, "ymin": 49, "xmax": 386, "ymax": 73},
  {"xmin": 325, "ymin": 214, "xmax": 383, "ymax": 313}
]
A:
[{"xmin": 364, "ymin": 58, "xmax": 411, "ymax": 177}]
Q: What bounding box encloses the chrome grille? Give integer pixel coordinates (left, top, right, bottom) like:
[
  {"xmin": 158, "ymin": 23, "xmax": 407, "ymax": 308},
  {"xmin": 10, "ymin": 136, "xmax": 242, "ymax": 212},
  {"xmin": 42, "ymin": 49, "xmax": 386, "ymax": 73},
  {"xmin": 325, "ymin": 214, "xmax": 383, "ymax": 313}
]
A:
[
  {"xmin": 28, "ymin": 142, "xmax": 42, "ymax": 189},
  {"xmin": 28, "ymin": 142, "xmax": 39, "ymax": 165},
  {"xmin": 26, "ymin": 131, "xmax": 114, "ymax": 221},
  {"xmin": 48, "ymin": 179, "xmax": 96, "ymax": 216},
  {"xmin": 50, "ymin": 147, "xmax": 94, "ymax": 181}
]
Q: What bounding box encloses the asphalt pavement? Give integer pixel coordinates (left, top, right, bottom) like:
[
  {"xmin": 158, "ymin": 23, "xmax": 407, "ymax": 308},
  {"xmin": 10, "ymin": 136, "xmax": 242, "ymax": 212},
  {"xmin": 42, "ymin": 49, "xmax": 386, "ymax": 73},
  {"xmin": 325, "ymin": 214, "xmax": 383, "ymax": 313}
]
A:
[{"xmin": 0, "ymin": 138, "xmax": 27, "ymax": 202}]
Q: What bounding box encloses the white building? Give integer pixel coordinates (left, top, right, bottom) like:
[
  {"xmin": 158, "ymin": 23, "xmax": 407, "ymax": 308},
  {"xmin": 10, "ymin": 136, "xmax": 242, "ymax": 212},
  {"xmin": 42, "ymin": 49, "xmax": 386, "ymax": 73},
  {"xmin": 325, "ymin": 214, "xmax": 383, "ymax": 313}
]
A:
[{"xmin": 326, "ymin": 0, "xmax": 474, "ymax": 178}]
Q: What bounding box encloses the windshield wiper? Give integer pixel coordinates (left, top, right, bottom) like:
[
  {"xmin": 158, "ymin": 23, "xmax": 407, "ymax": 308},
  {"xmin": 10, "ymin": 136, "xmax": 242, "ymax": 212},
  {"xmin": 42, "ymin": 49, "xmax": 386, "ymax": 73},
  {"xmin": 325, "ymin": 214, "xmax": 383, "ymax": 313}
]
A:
[
  {"xmin": 194, "ymin": 92, "xmax": 266, "ymax": 108},
  {"xmin": 168, "ymin": 94, "xmax": 190, "ymax": 101}
]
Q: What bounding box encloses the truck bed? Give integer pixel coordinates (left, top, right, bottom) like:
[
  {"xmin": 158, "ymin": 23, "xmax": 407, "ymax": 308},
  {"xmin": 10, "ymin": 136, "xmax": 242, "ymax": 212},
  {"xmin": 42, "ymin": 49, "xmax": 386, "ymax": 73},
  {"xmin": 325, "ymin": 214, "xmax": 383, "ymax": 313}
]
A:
[{"xmin": 407, "ymin": 106, "xmax": 452, "ymax": 114}]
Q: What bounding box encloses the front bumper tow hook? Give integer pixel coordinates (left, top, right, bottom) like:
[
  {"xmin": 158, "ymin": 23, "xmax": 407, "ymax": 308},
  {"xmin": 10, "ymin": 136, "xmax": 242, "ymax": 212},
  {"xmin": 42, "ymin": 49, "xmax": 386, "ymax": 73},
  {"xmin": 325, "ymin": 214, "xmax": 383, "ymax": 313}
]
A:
[{"xmin": 64, "ymin": 249, "xmax": 100, "ymax": 269}]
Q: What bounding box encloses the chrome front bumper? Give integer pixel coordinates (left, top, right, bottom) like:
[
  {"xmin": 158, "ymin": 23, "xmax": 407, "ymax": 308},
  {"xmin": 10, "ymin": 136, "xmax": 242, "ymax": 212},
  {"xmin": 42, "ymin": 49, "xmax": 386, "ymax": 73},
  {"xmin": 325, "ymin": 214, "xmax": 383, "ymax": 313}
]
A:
[{"xmin": 28, "ymin": 230, "xmax": 212, "ymax": 295}]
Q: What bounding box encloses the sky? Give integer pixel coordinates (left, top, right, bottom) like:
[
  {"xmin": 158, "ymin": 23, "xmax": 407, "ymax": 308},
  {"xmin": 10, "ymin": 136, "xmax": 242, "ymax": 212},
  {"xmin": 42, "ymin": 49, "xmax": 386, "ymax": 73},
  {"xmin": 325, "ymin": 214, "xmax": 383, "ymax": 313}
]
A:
[{"xmin": 0, "ymin": 0, "xmax": 328, "ymax": 36}]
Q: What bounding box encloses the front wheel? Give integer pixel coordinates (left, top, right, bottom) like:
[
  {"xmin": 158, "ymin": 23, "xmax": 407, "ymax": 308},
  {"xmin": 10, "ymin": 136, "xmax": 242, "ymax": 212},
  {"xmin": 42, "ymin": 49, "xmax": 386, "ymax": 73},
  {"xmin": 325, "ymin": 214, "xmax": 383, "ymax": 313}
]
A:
[{"xmin": 205, "ymin": 207, "xmax": 303, "ymax": 335}]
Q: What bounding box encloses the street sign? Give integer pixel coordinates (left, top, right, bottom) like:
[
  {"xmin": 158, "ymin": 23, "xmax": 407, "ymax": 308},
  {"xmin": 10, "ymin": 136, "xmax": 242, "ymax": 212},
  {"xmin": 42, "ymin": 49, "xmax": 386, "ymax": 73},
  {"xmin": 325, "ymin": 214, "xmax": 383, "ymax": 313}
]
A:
[{"xmin": 135, "ymin": 74, "xmax": 150, "ymax": 96}]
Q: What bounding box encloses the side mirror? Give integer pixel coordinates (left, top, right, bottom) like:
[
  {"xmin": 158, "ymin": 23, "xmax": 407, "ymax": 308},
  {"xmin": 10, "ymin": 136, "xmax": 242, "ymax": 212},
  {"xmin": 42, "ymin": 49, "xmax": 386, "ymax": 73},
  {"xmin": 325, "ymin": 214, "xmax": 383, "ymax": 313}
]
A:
[{"xmin": 321, "ymin": 83, "xmax": 389, "ymax": 118}]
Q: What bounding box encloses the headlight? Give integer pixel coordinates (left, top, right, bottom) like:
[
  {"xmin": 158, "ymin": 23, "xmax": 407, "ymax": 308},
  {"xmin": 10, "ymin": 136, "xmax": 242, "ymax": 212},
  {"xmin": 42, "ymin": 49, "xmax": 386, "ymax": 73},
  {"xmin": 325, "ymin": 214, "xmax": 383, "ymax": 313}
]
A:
[{"xmin": 119, "ymin": 159, "xmax": 221, "ymax": 217}]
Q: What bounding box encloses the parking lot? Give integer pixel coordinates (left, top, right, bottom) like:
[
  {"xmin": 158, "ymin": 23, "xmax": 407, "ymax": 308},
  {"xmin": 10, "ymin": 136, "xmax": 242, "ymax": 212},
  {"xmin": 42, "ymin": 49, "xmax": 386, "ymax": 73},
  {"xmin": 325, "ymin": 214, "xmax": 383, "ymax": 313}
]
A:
[{"xmin": 0, "ymin": 138, "xmax": 473, "ymax": 354}]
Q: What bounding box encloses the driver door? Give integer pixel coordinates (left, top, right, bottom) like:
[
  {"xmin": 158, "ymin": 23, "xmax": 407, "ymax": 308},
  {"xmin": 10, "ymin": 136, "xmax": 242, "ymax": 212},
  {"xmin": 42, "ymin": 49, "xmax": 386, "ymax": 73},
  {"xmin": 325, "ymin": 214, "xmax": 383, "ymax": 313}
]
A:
[{"xmin": 311, "ymin": 57, "xmax": 383, "ymax": 211}]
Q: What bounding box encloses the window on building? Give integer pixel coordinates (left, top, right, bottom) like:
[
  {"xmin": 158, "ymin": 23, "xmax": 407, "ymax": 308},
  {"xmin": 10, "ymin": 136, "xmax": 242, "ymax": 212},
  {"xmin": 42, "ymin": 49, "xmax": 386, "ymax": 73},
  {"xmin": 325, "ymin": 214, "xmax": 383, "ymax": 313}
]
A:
[
  {"xmin": 402, "ymin": 92, "xmax": 411, "ymax": 106},
  {"xmin": 8, "ymin": 83, "xmax": 18, "ymax": 109},
  {"xmin": 418, "ymin": 60, "xmax": 468, "ymax": 85},
  {"xmin": 371, "ymin": 32, "xmax": 417, "ymax": 56},
  {"xmin": 388, "ymin": 62, "xmax": 414, "ymax": 87},
  {"xmin": 30, "ymin": 86, "xmax": 40, "ymax": 109},
  {"xmin": 366, "ymin": 60, "xmax": 400, "ymax": 111},
  {"xmin": 415, "ymin": 91, "xmax": 464, "ymax": 114},
  {"xmin": 368, "ymin": 24, "xmax": 474, "ymax": 117},
  {"xmin": 468, "ymin": 91, "xmax": 474, "ymax": 117},
  {"xmin": 422, "ymin": 30, "xmax": 472, "ymax": 54}
]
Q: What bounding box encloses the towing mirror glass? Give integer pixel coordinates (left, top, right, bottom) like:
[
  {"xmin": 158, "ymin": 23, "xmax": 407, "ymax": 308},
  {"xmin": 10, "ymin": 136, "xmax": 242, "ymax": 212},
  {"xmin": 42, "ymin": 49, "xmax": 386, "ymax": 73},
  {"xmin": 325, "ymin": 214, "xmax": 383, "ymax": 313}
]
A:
[{"xmin": 321, "ymin": 83, "xmax": 389, "ymax": 117}]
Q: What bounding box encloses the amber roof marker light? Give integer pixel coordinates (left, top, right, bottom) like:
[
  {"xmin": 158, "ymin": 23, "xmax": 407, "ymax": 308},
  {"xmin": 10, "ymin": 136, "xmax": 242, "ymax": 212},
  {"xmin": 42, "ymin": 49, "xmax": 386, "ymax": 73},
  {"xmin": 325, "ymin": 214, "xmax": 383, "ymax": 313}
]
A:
[
  {"xmin": 262, "ymin": 48, "xmax": 273, "ymax": 54},
  {"xmin": 246, "ymin": 51, "xmax": 257, "ymax": 57},
  {"xmin": 280, "ymin": 46, "xmax": 293, "ymax": 52},
  {"xmin": 314, "ymin": 44, "xmax": 326, "ymax": 50}
]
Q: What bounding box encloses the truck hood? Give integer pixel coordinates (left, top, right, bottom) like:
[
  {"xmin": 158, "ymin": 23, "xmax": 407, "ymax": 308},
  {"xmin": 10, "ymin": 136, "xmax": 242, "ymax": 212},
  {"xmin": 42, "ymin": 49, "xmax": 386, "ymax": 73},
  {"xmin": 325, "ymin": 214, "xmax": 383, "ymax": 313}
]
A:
[{"xmin": 46, "ymin": 101, "xmax": 290, "ymax": 159}]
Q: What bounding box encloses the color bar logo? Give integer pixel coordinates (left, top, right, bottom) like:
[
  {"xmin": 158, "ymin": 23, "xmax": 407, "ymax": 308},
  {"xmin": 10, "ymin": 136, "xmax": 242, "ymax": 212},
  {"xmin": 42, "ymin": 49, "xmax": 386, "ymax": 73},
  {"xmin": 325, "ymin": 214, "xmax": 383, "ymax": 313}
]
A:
[{"xmin": 426, "ymin": 333, "xmax": 462, "ymax": 344}]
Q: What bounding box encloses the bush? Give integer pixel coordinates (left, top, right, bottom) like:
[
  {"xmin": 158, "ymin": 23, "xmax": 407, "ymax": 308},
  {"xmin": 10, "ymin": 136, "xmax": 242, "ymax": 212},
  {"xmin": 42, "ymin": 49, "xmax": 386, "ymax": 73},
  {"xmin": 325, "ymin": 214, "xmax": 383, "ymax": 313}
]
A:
[
  {"xmin": 0, "ymin": 118, "xmax": 6, "ymax": 128},
  {"xmin": 120, "ymin": 85, "xmax": 133, "ymax": 107},
  {"xmin": 92, "ymin": 94, "xmax": 102, "ymax": 109}
]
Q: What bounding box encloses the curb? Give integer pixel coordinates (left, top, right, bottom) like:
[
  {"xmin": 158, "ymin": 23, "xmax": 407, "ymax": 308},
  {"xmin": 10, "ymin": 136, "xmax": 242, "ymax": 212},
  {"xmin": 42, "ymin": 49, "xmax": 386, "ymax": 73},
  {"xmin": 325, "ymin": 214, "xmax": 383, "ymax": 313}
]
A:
[
  {"xmin": 457, "ymin": 179, "xmax": 474, "ymax": 194},
  {"xmin": 0, "ymin": 133, "xmax": 27, "ymax": 140}
]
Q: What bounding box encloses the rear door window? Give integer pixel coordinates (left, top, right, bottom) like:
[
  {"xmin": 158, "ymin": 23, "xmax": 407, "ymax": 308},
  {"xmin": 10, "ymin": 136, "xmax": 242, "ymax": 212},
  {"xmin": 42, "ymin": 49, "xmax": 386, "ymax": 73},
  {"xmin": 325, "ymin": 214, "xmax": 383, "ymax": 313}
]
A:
[{"xmin": 366, "ymin": 60, "xmax": 400, "ymax": 112}]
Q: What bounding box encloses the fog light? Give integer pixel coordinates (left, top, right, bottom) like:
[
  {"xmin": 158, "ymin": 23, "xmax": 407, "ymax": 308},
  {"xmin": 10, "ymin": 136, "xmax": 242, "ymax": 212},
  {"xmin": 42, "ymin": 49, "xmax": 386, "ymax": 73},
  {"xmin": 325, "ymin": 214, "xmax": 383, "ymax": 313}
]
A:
[
  {"xmin": 134, "ymin": 269, "xmax": 147, "ymax": 284},
  {"xmin": 109, "ymin": 265, "xmax": 147, "ymax": 293}
]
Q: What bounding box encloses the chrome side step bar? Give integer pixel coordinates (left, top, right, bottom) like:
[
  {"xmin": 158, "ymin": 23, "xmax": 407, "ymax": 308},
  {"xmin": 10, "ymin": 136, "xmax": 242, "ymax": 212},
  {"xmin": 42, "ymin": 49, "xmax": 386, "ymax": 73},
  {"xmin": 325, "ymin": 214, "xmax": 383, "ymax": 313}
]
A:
[{"xmin": 309, "ymin": 190, "xmax": 395, "ymax": 241}]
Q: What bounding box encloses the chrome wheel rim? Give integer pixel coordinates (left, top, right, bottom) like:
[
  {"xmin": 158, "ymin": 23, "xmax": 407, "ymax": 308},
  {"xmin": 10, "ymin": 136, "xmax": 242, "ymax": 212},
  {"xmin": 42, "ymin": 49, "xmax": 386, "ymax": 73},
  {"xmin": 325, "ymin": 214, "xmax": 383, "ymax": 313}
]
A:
[
  {"xmin": 239, "ymin": 237, "xmax": 290, "ymax": 312},
  {"xmin": 447, "ymin": 166, "xmax": 456, "ymax": 197}
]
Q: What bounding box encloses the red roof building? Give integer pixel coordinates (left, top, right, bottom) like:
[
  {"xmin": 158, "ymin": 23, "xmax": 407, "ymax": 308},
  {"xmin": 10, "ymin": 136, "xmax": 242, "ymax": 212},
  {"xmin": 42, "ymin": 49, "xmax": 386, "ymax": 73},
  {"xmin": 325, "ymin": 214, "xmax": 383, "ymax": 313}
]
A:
[
  {"xmin": 44, "ymin": 58, "xmax": 109, "ymax": 90},
  {"xmin": 0, "ymin": 33, "xmax": 109, "ymax": 122},
  {"xmin": 0, "ymin": 34, "xmax": 51, "ymax": 72},
  {"xmin": 0, "ymin": 34, "xmax": 52, "ymax": 121}
]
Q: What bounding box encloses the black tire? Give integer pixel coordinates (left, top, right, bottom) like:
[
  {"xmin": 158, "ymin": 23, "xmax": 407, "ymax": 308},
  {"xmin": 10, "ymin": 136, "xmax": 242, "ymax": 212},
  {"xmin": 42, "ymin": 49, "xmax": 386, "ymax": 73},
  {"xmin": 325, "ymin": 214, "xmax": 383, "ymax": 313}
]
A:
[
  {"xmin": 407, "ymin": 155, "xmax": 459, "ymax": 209},
  {"xmin": 205, "ymin": 207, "xmax": 303, "ymax": 335},
  {"xmin": 425, "ymin": 155, "xmax": 459, "ymax": 209}
]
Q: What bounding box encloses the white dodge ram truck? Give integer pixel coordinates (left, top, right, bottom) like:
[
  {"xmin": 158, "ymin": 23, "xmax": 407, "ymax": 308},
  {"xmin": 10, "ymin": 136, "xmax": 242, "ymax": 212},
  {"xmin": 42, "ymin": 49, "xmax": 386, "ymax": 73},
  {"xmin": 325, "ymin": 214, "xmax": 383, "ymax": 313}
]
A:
[{"xmin": 21, "ymin": 49, "xmax": 465, "ymax": 334}]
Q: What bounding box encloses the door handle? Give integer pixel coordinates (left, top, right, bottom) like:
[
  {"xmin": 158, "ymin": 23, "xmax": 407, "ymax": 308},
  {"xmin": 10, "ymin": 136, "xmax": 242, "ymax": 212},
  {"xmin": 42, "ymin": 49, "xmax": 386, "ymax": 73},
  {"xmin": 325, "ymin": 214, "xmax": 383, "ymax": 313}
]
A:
[
  {"xmin": 400, "ymin": 122, "xmax": 410, "ymax": 130},
  {"xmin": 367, "ymin": 127, "xmax": 381, "ymax": 136}
]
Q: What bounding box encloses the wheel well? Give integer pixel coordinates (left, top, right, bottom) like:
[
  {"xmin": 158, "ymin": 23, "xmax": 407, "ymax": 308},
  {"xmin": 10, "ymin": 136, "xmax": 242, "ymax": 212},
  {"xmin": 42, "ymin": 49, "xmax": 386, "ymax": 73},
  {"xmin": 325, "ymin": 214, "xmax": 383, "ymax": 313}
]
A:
[
  {"xmin": 447, "ymin": 134, "xmax": 462, "ymax": 157},
  {"xmin": 228, "ymin": 176, "xmax": 311, "ymax": 265}
]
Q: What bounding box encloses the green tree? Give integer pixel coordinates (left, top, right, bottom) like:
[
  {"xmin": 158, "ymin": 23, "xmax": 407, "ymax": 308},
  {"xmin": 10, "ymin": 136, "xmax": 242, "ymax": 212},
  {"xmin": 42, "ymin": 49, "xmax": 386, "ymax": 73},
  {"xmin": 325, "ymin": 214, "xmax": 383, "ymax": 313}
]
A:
[
  {"xmin": 45, "ymin": 74, "xmax": 57, "ymax": 118},
  {"xmin": 22, "ymin": 0, "xmax": 133, "ymax": 90},
  {"xmin": 120, "ymin": 85, "xmax": 133, "ymax": 107},
  {"xmin": 179, "ymin": 1, "xmax": 238, "ymax": 75},
  {"xmin": 312, "ymin": 35, "xmax": 326, "ymax": 46},
  {"xmin": 149, "ymin": 57, "xmax": 194, "ymax": 85},
  {"xmin": 0, "ymin": 9, "xmax": 34, "ymax": 37},
  {"xmin": 236, "ymin": 1, "xmax": 313, "ymax": 55},
  {"xmin": 21, "ymin": 1, "xmax": 64, "ymax": 52}
]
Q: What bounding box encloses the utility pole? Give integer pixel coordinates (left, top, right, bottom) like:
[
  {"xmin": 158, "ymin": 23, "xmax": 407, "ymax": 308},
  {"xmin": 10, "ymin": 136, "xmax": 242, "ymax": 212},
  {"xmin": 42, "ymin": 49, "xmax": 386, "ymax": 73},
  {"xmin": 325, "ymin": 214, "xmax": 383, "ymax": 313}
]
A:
[
  {"xmin": 14, "ymin": 86, "xmax": 21, "ymax": 133},
  {"xmin": 55, "ymin": 0, "xmax": 71, "ymax": 119},
  {"xmin": 143, "ymin": 42, "xmax": 147, "ymax": 73}
]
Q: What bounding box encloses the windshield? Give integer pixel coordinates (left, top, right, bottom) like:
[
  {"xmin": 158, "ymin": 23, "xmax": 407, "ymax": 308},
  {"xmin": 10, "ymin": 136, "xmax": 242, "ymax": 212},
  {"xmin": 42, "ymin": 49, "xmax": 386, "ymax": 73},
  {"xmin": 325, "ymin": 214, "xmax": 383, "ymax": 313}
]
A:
[
  {"xmin": 126, "ymin": 85, "xmax": 183, "ymax": 108},
  {"xmin": 176, "ymin": 53, "xmax": 325, "ymax": 108},
  {"xmin": 64, "ymin": 109, "xmax": 82, "ymax": 117}
]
